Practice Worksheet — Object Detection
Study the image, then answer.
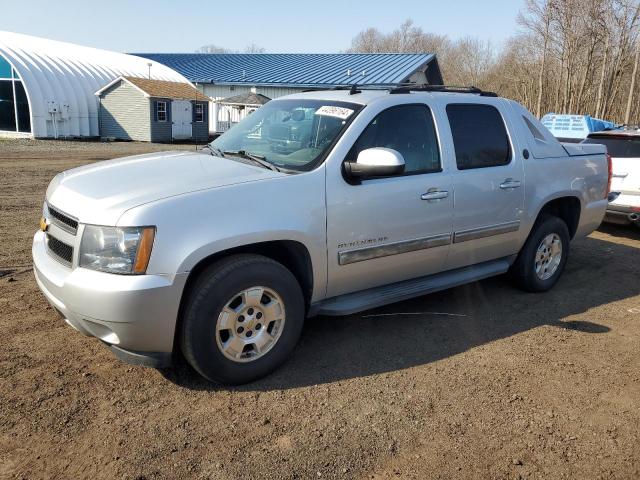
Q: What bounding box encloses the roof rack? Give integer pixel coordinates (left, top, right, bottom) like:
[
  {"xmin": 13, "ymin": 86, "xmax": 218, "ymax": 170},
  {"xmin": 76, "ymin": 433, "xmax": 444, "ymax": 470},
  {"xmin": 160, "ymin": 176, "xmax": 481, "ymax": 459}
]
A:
[
  {"xmin": 300, "ymin": 84, "xmax": 499, "ymax": 97},
  {"xmin": 301, "ymin": 84, "xmax": 390, "ymax": 94},
  {"xmin": 389, "ymin": 84, "xmax": 498, "ymax": 97}
]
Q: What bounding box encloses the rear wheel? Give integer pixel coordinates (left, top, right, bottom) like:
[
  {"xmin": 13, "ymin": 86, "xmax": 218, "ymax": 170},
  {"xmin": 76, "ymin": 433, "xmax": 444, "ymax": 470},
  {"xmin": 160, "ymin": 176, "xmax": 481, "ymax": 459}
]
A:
[
  {"xmin": 510, "ymin": 214, "xmax": 570, "ymax": 292},
  {"xmin": 180, "ymin": 254, "xmax": 305, "ymax": 384}
]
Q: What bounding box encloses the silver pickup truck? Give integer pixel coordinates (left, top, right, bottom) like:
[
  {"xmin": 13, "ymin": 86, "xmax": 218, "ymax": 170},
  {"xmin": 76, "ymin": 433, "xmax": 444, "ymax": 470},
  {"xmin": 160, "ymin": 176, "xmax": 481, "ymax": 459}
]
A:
[{"xmin": 33, "ymin": 86, "xmax": 610, "ymax": 384}]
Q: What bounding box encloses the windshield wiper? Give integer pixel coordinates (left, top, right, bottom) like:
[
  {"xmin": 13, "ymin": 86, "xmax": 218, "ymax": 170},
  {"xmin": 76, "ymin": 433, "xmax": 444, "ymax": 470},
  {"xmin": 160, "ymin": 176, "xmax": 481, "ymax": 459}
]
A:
[
  {"xmin": 208, "ymin": 145, "xmax": 226, "ymax": 158},
  {"xmin": 223, "ymin": 150, "xmax": 281, "ymax": 172}
]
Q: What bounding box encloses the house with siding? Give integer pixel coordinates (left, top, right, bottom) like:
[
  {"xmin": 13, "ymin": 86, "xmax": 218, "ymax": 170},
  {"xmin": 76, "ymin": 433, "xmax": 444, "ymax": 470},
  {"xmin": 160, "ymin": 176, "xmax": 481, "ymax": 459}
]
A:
[{"xmin": 96, "ymin": 76, "xmax": 210, "ymax": 142}]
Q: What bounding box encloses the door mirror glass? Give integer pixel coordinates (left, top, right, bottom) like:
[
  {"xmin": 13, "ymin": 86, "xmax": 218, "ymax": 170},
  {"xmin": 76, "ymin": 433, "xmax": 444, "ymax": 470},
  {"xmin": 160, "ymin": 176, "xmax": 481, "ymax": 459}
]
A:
[
  {"xmin": 291, "ymin": 109, "xmax": 306, "ymax": 121},
  {"xmin": 345, "ymin": 147, "xmax": 405, "ymax": 179}
]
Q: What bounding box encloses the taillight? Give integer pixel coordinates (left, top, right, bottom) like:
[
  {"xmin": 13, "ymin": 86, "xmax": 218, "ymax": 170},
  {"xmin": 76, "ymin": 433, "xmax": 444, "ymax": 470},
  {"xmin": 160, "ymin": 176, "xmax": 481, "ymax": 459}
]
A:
[{"xmin": 606, "ymin": 153, "xmax": 612, "ymax": 199}]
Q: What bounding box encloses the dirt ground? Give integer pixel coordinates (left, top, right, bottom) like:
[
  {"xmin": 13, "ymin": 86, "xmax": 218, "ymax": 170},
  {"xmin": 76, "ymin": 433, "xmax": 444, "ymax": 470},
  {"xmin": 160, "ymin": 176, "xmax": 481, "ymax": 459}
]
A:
[{"xmin": 1, "ymin": 139, "xmax": 639, "ymax": 480}]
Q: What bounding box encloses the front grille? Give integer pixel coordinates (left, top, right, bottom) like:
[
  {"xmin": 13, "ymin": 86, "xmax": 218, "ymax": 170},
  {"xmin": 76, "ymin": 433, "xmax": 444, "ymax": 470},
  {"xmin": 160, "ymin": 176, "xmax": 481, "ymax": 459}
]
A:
[
  {"xmin": 46, "ymin": 234, "xmax": 73, "ymax": 266},
  {"xmin": 48, "ymin": 204, "xmax": 78, "ymax": 235}
]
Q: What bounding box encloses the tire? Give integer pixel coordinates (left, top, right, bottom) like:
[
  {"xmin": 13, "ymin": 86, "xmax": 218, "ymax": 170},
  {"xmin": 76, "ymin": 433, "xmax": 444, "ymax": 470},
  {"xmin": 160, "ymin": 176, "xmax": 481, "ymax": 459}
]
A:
[
  {"xmin": 180, "ymin": 254, "xmax": 305, "ymax": 385},
  {"xmin": 510, "ymin": 214, "xmax": 570, "ymax": 292}
]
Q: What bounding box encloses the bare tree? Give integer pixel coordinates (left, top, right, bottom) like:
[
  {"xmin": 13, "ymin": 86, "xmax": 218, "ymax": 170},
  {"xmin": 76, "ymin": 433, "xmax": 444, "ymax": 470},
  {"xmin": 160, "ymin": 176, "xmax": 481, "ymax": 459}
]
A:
[
  {"xmin": 518, "ymin": 0, "xmax": 554, "ymax": 116},
  {"xmin": 346, "ymin": 19, "xmax": 450, "ymax": 54},
  {"xmin": 196, "ymin": 44, "xmax": 232, "ymax": 53},
  {"xmin": 347, "ymin": 5, "xmax": 640, "ymax": 123},
  {"xmin": 625, "ymin": 42, "xmax": 640, "ymax": 123},
  {"xmin": 196, "ymin": 44, "xmax": 267, "ymax": 54},
  {"xmin": 502, "ymin": 0, "xmax": 639, "ymax": 122},
  {"xmin": 244, "ymin": 43, "xmax": 266, "ymax": 54},
  {"xmin": 445, "ymin": 37, "xmax": 495, "ymax": 86}
]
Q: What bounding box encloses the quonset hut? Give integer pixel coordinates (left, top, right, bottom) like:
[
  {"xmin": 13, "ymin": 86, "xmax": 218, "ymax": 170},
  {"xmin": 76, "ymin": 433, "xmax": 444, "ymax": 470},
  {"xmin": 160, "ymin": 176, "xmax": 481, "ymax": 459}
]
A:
[{"xmin": 0, "ymin": 31, "xmax": 188, "ymax": 138}]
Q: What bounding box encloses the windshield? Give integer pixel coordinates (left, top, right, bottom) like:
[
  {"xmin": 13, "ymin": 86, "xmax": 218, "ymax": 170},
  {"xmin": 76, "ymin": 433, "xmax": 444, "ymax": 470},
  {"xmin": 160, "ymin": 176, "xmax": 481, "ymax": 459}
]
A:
[
  {"xmin": 210, "ymin": 99, "xmax": 362, "ymax": 171},
  {"xmin": 583, "ymin": 135, "xmax": 640, "ymax": 158}
]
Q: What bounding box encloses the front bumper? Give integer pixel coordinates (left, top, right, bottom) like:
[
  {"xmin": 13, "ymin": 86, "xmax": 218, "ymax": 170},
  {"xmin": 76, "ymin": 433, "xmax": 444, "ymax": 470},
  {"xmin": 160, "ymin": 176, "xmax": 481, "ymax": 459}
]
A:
[{"xmin": 33, "ymin": 230, "xmax": 188, "ymax": 367}]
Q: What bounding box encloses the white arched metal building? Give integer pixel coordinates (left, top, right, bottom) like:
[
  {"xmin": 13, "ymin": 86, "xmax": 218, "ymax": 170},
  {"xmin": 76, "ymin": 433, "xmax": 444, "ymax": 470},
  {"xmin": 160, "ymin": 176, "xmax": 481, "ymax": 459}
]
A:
[{"xmin": 0, "ymin": 31, "xmax": 189, "ymax": 138}]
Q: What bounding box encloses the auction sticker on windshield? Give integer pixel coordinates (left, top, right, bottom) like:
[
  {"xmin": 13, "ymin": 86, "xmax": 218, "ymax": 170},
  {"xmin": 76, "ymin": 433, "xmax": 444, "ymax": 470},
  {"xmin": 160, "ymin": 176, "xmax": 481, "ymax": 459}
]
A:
[{"xmin": 315, "ymin": 106, "xmax": 354, "ymax": 120}]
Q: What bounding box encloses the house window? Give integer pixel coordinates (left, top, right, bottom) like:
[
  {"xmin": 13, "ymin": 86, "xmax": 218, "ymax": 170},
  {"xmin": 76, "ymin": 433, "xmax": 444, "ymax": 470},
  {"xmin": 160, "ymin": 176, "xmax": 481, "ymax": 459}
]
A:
[
  {"xmin": 195, "ymin": 103, "xmax": 204, "ymax": 123},
  {"xmin": 156, "ymin": 101, "xmax": 167, "ymax": 122}
]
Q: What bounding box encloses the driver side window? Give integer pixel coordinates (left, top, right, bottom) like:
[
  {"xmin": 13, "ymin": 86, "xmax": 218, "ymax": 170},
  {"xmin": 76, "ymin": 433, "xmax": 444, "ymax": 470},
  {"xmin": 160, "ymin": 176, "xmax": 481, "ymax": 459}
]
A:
[{"xmin": 348, "ymin": 104, "xmax": 441, "ymax": 175}]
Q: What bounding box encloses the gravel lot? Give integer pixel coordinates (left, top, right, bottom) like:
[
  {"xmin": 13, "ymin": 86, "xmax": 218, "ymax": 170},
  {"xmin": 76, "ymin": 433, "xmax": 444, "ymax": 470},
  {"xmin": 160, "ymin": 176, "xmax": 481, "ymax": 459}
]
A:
[{"xmin": 1, "ymin": 139, "xmax": 639, "ymax": 480}]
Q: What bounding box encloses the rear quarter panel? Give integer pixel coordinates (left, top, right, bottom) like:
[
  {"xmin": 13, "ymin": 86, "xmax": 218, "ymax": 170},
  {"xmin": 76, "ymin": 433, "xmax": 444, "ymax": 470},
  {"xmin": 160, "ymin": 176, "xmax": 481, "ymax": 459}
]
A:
[
  {"xmin": 520, "ymin": 153, "xmax": 608, "ymax": 242},
  {"xmin": 506, "ymin": 101, "xmax": 608, "ymax": 242}
]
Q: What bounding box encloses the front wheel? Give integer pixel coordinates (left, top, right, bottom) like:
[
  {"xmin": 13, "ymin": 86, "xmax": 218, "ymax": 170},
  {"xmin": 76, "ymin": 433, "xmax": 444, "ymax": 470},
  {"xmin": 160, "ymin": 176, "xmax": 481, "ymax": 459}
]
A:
[
  {"xmin": 510, "ymin": 214, "xmax": 570, "ymax": 292},
  {"xmin": 180, "ymin": 254, "xmax": 305, "ymax": 384}
]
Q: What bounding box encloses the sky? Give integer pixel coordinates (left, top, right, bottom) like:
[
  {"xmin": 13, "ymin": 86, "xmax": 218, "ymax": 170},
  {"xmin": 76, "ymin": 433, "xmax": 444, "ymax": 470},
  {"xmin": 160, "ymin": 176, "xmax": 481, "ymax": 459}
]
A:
[{"xmin": 1, "ymin": 0, "xmax": 523, "ymax": 53}]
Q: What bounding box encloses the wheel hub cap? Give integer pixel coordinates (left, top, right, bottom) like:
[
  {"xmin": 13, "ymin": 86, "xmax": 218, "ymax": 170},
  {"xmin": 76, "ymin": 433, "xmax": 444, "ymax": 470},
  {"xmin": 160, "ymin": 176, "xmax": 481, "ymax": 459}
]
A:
[
  {"xmin": 215, "ymin": 287, "xmax": 285, "ymax": 363},
  {"xmin": 534, "ymin": 233, "xmax": 562, "ymax": 281}
]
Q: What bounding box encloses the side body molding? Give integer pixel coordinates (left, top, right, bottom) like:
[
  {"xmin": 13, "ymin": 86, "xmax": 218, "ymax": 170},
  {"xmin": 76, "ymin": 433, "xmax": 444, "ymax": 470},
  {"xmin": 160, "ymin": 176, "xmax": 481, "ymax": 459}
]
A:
[
  {"xmin": 338, "ymin": 233, "xmax": 452, "ymax": 266},
  {"xmin": 453, "ymin": 220, "xmax": 521, "ymax": 243}
]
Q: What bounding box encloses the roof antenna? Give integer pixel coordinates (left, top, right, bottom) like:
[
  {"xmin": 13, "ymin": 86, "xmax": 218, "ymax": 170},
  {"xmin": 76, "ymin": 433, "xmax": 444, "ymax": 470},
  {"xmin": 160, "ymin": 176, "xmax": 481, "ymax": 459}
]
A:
[
  {"xmin": 194, "ymin": 82, "xmax": 198, "ymax": 151},
  {"xmin": 194, "ymin": 57, "xmax": 199, "ymax": 151}
]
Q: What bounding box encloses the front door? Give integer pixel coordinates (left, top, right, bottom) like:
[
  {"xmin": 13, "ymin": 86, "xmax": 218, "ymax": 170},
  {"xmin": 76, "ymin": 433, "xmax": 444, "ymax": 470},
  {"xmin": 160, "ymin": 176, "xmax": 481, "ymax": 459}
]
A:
[
  {"xmin": 443, "ymin": 102, "xmax": 525, "ymax": 270},
  {"xmin": 172, "ymin": 100, "xmax": 192, "ymax": 139},
  {"xmin": 326, "ymin": 103, "xmax": 453, "ymax": 298}
]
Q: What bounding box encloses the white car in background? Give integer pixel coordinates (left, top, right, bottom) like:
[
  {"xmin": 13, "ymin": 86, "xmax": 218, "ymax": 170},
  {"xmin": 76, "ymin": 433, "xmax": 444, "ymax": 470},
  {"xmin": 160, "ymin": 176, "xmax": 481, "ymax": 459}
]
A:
[{"xmin": 584, "ymin": 127, "xmax": 640, "ymax": 228}]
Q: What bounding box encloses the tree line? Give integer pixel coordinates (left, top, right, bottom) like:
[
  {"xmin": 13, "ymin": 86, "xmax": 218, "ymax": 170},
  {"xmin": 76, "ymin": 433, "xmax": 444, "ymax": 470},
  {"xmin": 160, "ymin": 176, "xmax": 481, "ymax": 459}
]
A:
[{"xmin": 347, "ymin": 0, "xmax": 640, "ymax": 124}]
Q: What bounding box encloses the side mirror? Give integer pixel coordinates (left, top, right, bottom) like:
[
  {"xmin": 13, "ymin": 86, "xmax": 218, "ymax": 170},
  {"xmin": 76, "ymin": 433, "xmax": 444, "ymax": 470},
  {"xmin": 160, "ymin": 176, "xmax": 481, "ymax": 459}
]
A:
[
  {"xmin": 344, "ymin": 148, "xmax": 405, "ymax": 179},
  {"xmin": 291, "ymin": 109, "xmax": 306, "ymax": 121}
]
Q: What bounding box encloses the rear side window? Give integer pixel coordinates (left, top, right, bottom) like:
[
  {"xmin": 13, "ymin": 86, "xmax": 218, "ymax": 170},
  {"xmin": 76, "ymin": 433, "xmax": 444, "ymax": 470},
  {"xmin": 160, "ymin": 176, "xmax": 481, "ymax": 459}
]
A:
[
  {"xmin": 348, "ymin": 104, "xmax": 441, "ymax": 174},
  {"xmin": 583, "ymin": 136, "xmax": 640, "ymax": 158},
  {"xmin": 446, "ymin": 104, "xmax": 511, "ymax": 170}
]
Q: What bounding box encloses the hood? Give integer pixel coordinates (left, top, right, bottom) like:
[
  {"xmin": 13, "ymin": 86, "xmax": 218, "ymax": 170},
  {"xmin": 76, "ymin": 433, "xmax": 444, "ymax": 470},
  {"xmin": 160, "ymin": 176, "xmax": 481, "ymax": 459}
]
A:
[{"xmin": 46, "ymin": 150, "xmax": 282, "ymax": 225}]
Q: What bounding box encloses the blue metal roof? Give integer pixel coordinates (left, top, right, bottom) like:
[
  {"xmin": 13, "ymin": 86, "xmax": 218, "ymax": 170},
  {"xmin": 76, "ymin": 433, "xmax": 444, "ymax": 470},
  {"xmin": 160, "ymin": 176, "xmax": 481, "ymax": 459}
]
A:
[{"xmin": 132, "ymin": 53, "xmax": 438, "ymax": 87}]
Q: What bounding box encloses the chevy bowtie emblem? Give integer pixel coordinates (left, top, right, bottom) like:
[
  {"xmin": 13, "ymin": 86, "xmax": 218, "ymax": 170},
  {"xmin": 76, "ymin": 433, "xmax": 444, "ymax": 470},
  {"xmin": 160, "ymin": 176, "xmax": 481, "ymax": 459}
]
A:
[{"xmin": 39, "ymin": 217, "xmax": 49, "ymax": 232}]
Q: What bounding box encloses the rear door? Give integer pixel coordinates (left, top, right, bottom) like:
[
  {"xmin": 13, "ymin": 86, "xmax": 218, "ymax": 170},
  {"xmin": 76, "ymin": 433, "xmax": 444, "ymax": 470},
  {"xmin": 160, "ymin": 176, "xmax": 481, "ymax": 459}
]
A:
[{"xmin": 442, "ymin": 101, "xmax": 525, "ymax": 270}]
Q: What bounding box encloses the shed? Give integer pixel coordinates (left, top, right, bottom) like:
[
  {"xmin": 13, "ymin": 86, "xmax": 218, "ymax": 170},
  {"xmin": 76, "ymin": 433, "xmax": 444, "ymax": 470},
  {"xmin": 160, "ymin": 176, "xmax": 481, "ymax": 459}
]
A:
[
  {"xmin": 96, "ymin": 76, "xmax": 210, "ymax": 142},
  {"xmin": 215, "ymin": 91, "xmax": 270, "ymax": 132}
]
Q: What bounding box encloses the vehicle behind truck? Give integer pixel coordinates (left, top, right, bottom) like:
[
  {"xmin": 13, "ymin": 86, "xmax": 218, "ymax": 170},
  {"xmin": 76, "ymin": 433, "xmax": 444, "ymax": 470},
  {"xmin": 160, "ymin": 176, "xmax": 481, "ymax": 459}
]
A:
[
  {"xmin": 33, "ymin": 85, "xmax": 610, "ymax": 384},
  {"xmin": 583, "ymin": 127, "xmax": 640, "ymax": 228}
]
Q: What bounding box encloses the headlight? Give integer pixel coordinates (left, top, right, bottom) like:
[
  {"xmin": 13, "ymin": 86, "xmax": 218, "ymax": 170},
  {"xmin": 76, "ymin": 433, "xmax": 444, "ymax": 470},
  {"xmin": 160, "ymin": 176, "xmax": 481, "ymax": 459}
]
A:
[{"xmin": 79, "ymin": 225, "xmax": 155, "ymax": 274}]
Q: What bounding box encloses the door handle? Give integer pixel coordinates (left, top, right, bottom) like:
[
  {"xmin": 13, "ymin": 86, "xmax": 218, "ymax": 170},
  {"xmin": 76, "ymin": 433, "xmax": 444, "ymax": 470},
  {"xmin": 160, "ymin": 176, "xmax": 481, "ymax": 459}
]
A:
[
  {"xmin": 500, "ymin": 179, "xmax": 521, "ymax": 190},
  {"xmin": 421, "ymin": 190, "xmax": 449, "ymax": 201}
]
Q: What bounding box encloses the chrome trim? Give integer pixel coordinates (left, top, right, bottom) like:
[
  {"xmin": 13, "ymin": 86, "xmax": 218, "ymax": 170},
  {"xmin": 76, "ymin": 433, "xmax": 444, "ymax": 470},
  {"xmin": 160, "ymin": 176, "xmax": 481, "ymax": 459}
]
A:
[
  {"xmin": 338, "ymin": 233, "xmax": 452, "ymax": 266},
  {"xmin": 421, "ymin": 190, "xmax": 449, "ymax": 201},
  {"xmin": 499, "ymin": 179, "xmax": 522, "ymax": 190},
  {"xmin": 453, "ymin": 220, "xmax": 521, "ymax": 244},
  {"xmin": 46, "ymin": 203, "xmax": 79, "ymax": 236},
  {"xmin": 45, "ymin": 233, "xmax": 73, "ymax": 268}
]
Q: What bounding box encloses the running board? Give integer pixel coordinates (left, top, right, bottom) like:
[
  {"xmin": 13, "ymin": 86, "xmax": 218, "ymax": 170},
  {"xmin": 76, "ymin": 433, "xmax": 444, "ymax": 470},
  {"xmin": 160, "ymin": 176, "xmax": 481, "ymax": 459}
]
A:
[{"xmin": 311, "ymin": 258, "xmax": 511, "ymax": 317}]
